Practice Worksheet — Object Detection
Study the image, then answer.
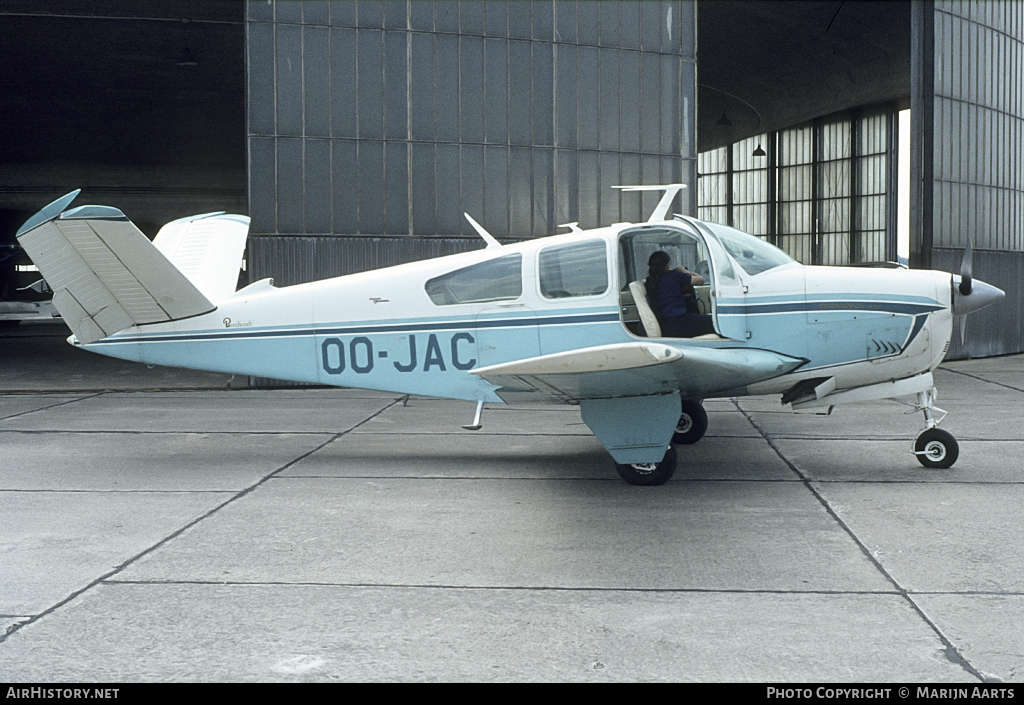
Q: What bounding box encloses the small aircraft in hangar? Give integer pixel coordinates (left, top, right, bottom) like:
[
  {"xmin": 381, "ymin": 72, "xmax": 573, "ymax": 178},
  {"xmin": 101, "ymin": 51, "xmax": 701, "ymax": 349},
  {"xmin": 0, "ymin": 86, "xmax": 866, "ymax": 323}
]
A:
[{"xmin": 16, "ymin": 186, "xmax": 1004, "ymax": 485}]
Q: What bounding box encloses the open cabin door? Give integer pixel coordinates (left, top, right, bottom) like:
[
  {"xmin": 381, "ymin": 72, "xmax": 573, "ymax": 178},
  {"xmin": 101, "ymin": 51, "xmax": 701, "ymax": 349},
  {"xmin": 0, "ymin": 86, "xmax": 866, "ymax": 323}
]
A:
[{"xmin": 617, "ymin": 223, "xmax": 747, "ymax": 341}]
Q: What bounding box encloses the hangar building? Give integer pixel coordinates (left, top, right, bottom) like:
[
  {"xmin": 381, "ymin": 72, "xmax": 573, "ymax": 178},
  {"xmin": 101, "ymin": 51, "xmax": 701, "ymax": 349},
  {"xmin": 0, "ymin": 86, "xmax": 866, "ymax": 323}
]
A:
[{"xmin": 1, "ymin": 1, "xmax": 1021, "ymax": 360}]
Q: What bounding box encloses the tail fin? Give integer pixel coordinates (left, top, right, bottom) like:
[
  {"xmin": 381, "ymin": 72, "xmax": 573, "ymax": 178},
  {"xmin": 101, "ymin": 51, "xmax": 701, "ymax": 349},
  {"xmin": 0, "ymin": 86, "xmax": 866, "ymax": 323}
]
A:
[
  {"xmin": 16, "ymin": 191, "xmax": 216, "ymax": 344},
  {"xmin": 153, "ymin": 212, "xmax": 249, "ymax": 303}
]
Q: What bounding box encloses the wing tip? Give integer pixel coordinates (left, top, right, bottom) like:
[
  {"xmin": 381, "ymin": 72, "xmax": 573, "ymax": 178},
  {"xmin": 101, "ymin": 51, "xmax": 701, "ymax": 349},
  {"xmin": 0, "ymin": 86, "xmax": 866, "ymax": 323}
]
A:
[{"xmin": 16, "ymin": 189, "xmax": 81, "ymax": 237}]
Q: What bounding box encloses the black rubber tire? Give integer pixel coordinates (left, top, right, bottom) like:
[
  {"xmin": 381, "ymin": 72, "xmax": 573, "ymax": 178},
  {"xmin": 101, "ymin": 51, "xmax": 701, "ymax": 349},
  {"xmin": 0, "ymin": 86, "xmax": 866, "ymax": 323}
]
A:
[
  {"xmin": 914, "ymin": 428, "xmax": 959, "ymax": 469},
  {"xmin": 673, "ymin": 400, "xmax": 708, "ymax": 445},
  {"xmin": 615, "ymin": 445, "xmax": 678, "ymax": 486}
]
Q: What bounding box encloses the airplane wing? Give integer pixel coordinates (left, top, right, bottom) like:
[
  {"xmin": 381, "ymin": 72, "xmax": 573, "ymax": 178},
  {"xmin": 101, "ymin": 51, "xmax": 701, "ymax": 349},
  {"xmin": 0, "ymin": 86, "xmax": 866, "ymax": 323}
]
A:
[
  {"xmin": 470, "ymin": 342, "xmax": 808, "ymax": 403},
  {"xmin": 16, "ymin": 191, "xmax": 215, "ymax": 345}
]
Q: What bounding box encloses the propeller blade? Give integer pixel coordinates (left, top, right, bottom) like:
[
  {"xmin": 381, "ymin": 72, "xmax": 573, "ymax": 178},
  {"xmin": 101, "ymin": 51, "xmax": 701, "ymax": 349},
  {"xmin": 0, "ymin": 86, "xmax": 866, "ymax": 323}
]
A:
[
  {"xmin": 959, "ymin": 238, "xmax": 973, "ymax": 296},
  {"xmin": 958, "ymin": 313, "xmax": 967, "ymax": 347}
]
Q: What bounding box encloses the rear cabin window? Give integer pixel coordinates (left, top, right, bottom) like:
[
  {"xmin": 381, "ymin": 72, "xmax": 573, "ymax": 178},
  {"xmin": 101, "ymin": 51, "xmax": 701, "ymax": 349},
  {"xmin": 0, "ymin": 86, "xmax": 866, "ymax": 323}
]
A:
[
  {"xmin": 425, "ymin": 253, "xmax": 523, "ymax": 305},
  {"xmin": 538, "ymin": 239, "xmax": 609, "ymax": 299}
]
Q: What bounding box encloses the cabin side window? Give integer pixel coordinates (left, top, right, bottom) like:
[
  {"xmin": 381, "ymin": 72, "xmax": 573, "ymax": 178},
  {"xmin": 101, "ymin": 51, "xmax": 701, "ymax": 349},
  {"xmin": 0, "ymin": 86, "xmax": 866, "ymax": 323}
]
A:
[
  {"xmin": 424, "ymin": 253, "xmax": 523, "ymax": 305},
  {"xmin": 538, "ymin": 239, "xmax": 609, "ymax": 299}
]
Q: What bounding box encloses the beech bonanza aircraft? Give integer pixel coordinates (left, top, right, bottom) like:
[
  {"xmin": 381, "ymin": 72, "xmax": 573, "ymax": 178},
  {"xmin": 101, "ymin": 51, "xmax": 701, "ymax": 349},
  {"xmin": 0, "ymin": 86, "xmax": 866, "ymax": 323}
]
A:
[{"xmin": 16, "ymin": 186, "xmax": 1004, "ymax": 484}]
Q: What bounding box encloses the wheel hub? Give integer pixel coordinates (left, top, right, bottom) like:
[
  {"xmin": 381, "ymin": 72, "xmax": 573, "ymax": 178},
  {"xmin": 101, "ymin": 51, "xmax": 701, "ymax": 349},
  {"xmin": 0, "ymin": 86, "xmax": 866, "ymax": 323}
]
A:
[{"xmin": 924, "ymin": 440, "xmax": 947, "ymax": 461}]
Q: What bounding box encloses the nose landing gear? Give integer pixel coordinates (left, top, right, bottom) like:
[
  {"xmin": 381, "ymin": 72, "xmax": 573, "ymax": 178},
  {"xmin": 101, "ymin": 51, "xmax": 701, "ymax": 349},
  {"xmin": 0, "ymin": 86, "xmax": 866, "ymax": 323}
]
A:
[{"xmin": 911, "ymin": 388, "xmax": 959, "ymax": 469}]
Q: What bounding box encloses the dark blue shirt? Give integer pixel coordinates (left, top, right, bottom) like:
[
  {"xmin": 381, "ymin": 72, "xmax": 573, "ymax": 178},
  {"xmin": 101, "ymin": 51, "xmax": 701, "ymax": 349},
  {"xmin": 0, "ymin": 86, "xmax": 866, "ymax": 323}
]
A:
[{"xmin": 650, "ymin": 269, "xmax": 693, "ymax": 319}]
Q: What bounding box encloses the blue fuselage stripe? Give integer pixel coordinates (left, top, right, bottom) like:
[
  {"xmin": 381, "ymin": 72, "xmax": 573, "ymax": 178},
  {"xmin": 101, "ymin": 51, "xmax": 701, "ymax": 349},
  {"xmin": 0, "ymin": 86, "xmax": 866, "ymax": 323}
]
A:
[
  {"xmin": 718, "ymin": 301, "xmax": 943, "ymax": 316},
  {"xmin": 89, "ymin": 311, "xmax": 622, "ymax": 346},
  {"xmin": 86, "ymin": 296, "xmax": 943, "ymax": 349}
]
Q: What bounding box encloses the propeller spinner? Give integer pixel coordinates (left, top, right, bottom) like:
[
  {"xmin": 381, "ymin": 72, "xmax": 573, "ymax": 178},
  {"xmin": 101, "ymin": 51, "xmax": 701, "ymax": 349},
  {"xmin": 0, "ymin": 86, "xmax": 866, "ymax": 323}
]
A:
[{"xmin": 951, "ymin": 238, "xmax": 1005, "ymax": 346}]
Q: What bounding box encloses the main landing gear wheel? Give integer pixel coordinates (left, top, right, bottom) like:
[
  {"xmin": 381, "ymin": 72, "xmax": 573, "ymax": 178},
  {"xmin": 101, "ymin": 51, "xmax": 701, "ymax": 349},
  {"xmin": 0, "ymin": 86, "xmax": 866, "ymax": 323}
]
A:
[
  {"xmin": 615, "ymin": 445, "xmax": 678, "ymax": 486},
  {"xmin": 673, "ymin": 400, "xmax": 708, "ymax": 445},
  {"xmin": 914, "ymin": 428, "xmax": 959, "ymax": 469}
]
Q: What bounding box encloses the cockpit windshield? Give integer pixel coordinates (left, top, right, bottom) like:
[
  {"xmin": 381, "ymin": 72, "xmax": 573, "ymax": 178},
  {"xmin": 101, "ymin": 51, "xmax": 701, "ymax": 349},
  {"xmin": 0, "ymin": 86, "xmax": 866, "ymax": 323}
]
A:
[{"xmin": 696, "ymin": 222, "xmax": 796, "ymax": 276}]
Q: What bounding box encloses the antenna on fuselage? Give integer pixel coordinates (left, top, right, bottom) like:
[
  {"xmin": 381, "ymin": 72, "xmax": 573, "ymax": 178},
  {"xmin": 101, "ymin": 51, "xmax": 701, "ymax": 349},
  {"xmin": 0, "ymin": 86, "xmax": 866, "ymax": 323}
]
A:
[
  {"xmin": 613, "ymin": 184, "xmax": 687, "ymax": 223},
  {"xmin": 463, "ymin": 213, "xmax": 502, "ymax": 249}
]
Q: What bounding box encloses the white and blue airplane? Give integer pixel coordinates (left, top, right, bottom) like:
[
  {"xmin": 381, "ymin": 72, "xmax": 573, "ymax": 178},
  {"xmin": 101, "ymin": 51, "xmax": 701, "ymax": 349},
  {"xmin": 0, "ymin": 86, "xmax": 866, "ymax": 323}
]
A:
[{"xmin": 16, "ymin": 186, "xmax": 1004, "ymax": 484}]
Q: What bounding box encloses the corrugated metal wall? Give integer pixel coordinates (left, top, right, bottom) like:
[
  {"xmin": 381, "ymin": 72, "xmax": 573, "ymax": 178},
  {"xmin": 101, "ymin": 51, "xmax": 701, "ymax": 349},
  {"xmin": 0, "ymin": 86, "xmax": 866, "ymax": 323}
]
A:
[
  {"xmin": 926, "ymin": 1, "xmax": 1024, "ymax": 359},
  {"xmin": 931, "ymin": 1, "xmax": 1023, "ymax": 255},
  {"xmin": 247, "ymin": 235, "xmax": 485, "ymax": 287},
  {"xmin": 246, "ymin": 0, "xmax": 698, "ymax": 287}
]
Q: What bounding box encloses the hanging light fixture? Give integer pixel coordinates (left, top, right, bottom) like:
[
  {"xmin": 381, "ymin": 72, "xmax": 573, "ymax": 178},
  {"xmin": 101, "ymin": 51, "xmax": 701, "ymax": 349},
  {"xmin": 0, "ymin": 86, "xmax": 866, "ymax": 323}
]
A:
[{"xmin": 752, "ymin": 143, "xmax": 766, "ymax": 157}]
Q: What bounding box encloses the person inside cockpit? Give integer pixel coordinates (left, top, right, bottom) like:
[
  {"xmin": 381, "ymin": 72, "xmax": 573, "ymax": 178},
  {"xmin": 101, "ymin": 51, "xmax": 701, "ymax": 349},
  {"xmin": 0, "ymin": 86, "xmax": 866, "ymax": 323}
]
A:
[{"xmin": 645, "ymin": 250, "xmax": 716, "ymax": 338}]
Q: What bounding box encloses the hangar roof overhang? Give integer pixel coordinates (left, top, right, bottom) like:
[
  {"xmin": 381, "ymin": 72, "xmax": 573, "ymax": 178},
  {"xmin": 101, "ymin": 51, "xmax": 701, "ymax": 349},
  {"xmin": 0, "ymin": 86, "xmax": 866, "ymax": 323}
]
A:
[{"xmin": 697, "ymin": 0, "xmax": 912, "ymax": 152}]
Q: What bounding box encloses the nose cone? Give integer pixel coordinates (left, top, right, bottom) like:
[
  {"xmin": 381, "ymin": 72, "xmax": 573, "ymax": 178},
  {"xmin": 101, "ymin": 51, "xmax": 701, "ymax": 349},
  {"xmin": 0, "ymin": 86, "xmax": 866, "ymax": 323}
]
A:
[{"xmin": 952, "ymin": 276, "xmax": 1005, "ymax": 317}]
